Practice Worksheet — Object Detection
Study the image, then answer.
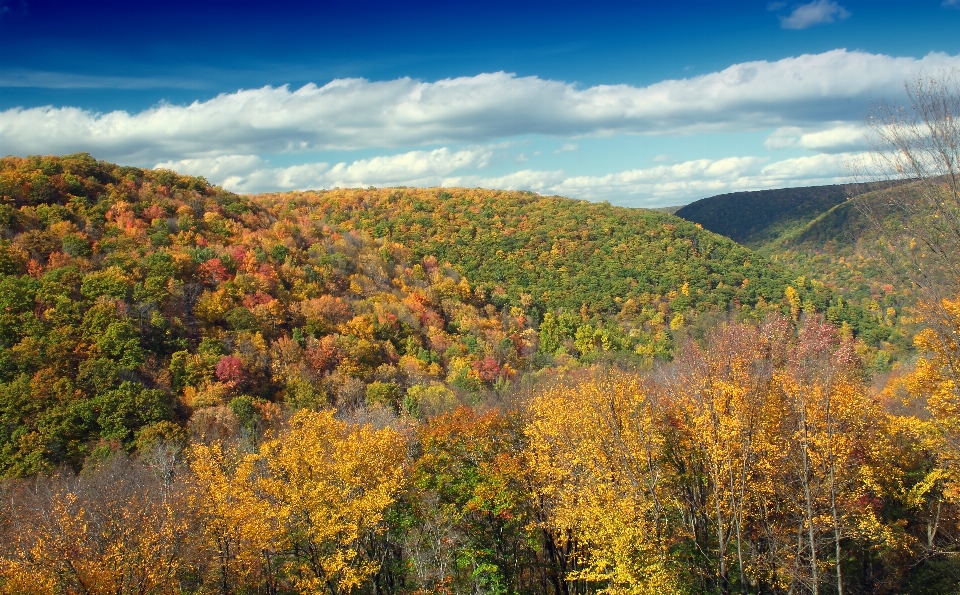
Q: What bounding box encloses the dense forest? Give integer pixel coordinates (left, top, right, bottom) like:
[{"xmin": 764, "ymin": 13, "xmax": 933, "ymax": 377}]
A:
[
  {"xmin": 674, "ymin": 182, "xmax": 908, "ymax": 248},
  {"xmin": 0, "ymin": 151, "xmax": 958, "ymax": 594},
  {"xmin": 679, "ymin": 181, "xmax": 943, "ymax": 369},
  {"xmin": 257, "ymin": 187, "xmax": 898, "ymax": 365}
]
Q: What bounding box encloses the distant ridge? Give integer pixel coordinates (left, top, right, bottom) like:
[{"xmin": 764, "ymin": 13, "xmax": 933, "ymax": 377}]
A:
[
  {"xmin": 675, "ymin": 184, "xmax": 859, "ymax": 247},
  {"xmin": 675, "ymin": 181, "xmax": 915, "ymax": 247}
]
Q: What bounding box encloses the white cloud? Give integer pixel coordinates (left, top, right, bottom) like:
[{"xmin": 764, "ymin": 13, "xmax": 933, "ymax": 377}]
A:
[
  {"xmin": 943, "ymin": 0, "xmax": 960, "ymax": 8},
  {"xmin": 156, "ymin": 154, "xmax": 267, "ymax": 179},
  {"xmin": 447, "ymin": 169, "xmax": 568, "ymax": 194},
  {"xmin": 764, "ymin": 127, "xmax": 804, "ymax": 150},
  {"xmin": 182, "ymin": 147, "xmax": 859, "ymax": 207},
  {"xmin": 3, "ymin": 49, "xmax": 959, "ymax": 163},
  {"xmin": 554, "ymin": 143, "xmax": 578, "ymax": 153},
  {"xmin": 764, "ymin": 122, "xmax": 868, "ymax": 152},
  {"xmin": 159, "ymin": 146, "xmax": 495, "ymax": 194},
  {"xmin": 543, "ymin": 157, "xmax": 767, "ymax": 203},
  {"xmin": 780, "ymin": 0, "xmax": 850, "ymax": 29},
  {"xmin": 541, "ymin": 153, "xmax": 857, "ymax": 205},
  {"xmin": 759, "ymin": 152, "xmax": 846, "ymax": 181}
]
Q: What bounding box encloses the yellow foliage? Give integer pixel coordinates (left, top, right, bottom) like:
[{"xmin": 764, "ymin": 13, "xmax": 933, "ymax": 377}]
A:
[
  {"xmin": 784, "ymin": 285, "xmax": 801, "ymax": 320},
  {"xmin": 182, "ymin": 381, "xmax": 231, "ymax": 408},
  {"xmin": 0, "ymin": 482, "xmax": 187, "ymax": 595},
  {"xmin": 186, "ymin": 410, "xmax": 408, "ymax": 593},
  {"xmin": 527, "ymin": 375, "xmax": 687, "ymax": 594},
  {"xmin": 255, "ymin": 410, "xmax": 406, "ymax": 593},
  {"xmin": 189, "ymin": 443, "xmax": 278, "ymax": 589},
  {"xmin": 194, "ymin": 288, "xmax": 233, "ymax": 323},
  {"xmin": 900, "ymin": 296, "xmax": 960, "ymax": 506},
  {"xmin": 669, "ymin": 313, "xmax": 685, "ymax": 330}
]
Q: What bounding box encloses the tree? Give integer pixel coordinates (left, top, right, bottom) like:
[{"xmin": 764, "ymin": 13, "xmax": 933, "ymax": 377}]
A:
[
  {"xmin": 526, "ymin": 374, "xmax": 687, "ymax": 594},
  {"xmin": 403, "ymin": 407, "xmax": 538, "ymax": 595},
  {"xmin": 252, "ymin": 409, "xmax": 406, "ymax": 594},
  {"xmin": 857, "ymin": 70, "xmax": 960, "ymax": 373},
  {"xmin": 188, "ymin": 443, "xmax": 276, "ymax": 594},
  {"xmin": 0, "ymin": 455, "xmax": 189, "ymax": 595},
  {"xmin": 856, "ymin": 69, "xmax": 960, "ymax": 581}
]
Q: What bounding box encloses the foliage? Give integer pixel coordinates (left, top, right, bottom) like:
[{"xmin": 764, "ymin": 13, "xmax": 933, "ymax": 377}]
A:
[
  {"xmin": 257, "ymin": 186, "xmax": 885, "ymax": 359},
  {"xmin": 2, "ymin": 316, "xmax": 954, "ymax": 594},
  {"xmin": 1, "ymin": 151, "xmax": 959, "ymax": 593},
  {"xmin": 0, "ymin": 154, "xmax": 545, "ymax": 473}
]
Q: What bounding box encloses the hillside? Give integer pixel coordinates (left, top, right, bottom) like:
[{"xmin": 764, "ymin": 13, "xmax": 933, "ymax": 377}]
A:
[
  {"xmin": 674, "ymin": 182, "xmax": 926, "ymax": 364},
  {"xmin": 1, "ymin": 155, "xmax": 957, "ymax": 594},
  {"xmin": 257, "ymin": 187, "xmax": 890, "ymax": 347},
  {"xmin": 674, "ymin": 182, "xmax": 907, "ymax": 248},
  {"xmin": 0, "ymin": 154, "xmax": 895, "ymax": 475},
  {"xmin": 675, "ymin": 183, "xmax": 858, "ymax": 246},
  {"xmin": 757, "ymin": 187, "xmax": 927, "ymax": 356},
  {"xmin": 0, "ymin": 154, "xmax": 554, "ymax": 474}
]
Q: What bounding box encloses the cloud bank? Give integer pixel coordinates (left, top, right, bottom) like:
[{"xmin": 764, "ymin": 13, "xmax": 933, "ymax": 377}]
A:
[
  {"xmin": 3, "ymin": 49, "xmax": 958, "ymax": 163},
  {"xmin": 157, "ymin": 146, "xmax": 495, "ymax": 193},
  {"xmin": 158, "ymin": 147, "xmax": 856, "ymax": 207}
]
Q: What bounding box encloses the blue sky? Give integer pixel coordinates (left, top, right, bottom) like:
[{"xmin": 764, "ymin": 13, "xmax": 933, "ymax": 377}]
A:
[{"xmin": 2, "ymin": 0, "xmax": 960, "ymax": 206}]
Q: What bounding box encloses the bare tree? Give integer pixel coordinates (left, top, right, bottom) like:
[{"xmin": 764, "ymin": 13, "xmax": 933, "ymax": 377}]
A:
[{"xmin": 854, "ymin": 70, "xmax": 960, "ymax": 338}]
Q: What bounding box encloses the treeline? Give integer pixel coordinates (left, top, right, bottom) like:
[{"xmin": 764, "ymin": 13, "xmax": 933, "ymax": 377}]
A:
[{"xmin": 1, "ymin": 315, "xmax": 957, "ymax": 594}]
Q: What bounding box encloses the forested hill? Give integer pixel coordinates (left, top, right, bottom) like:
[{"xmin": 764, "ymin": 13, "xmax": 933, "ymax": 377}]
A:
[
  {"xmin": 258, "ymin": 188, "xmax": 788, "ymax": 316},
  {"xmin": 0, "ymin": 154, "xmax": 894, "ymax": 474},
  {"xmin": 675, "ymin": 182, "xmax": 924, "ymax": 366},
  {"xmin": 257, "ymin": 187, "xmax": 885, "ymax": 343},
  {"xmin": 0, "ymin": 154, "xmax": 558, "ymax": 474},
  {"xmin": 676, "ymin": 183, "xmax": 861, "ymax": 246},
  {"xmin": 757, "ymin": 184, "xmax": 931, "ymax": 356}
]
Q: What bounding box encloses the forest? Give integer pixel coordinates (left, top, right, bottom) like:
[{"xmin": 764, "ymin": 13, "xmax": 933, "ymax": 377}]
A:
[{"xmin": 1, "ymin": 76, "xmax": 960, "ymax": 594}]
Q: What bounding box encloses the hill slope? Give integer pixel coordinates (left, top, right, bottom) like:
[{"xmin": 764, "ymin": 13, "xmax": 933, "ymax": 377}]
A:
[
  {"xmin": 258, "ymin": 188, "xmax": 897, "ymax": 349},
  {"xmin": 673, "ymin": 182, "xmax": 905, "ymax": 248},
  {"xmin": 675, "ymin": 184, "xmax": 858, "ymax": 246},
  {"xmin": 757, "ymin": 187, "xmax": 925, "ymax": 357},
  {"xmin": 0, "ymin": 154, "xmax": 553, "ymax": 474},
  {"xmin": 0, "ymin": 154, "xmax": 890, "ymax": 474},
  {"xmin": 674, "ymin": 182, "xmax": 924, "ymax": 365}
]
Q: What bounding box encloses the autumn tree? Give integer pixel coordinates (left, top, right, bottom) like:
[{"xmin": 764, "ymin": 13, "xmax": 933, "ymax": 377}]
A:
[
  {"xmin": 0, "ymin": 453, "xmax": 189, "ymax": 595},
  {"xmin": 253, "ymin": 410, "xmax": 406, "ymax": 593},
  {"xmin": 857, "ymin": 70, "xmax": 960, "ymax": 573},
  {"xmin": 526, "ymin": 374, "xmax": 687, "ymax": 595},
  {"xmin": 403, "ymin": 406, "xmax": 539, "ymax": 595}
]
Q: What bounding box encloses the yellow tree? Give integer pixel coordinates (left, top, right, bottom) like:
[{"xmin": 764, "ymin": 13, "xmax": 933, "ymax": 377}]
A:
[
  {"xmin": 662, "ymin": 322, "xmax": 789, "ymax": 595},
  {"xmin": 188, "ymin": 442, "xmax": 279, "ymax": 594},
  {"xmin": 908, "ymin": 298, "xmax": 960, "ymax": 483},
  {"xmin": 0, "ymin": 459, "xmax": 189, "ymax": 595},
  {"xmin": 526, "ymin": 373, "xmax": 686, "ymax": 595},
  {"xmin": 896, "ymin": 297, "xmax": 960, "ymax": 557},
  {"xmin": 774, "ymin": 320, "xmax": 880, "ymax": 595},
  {"xmin": 252, "ymin": 409, "xmax": 407, "ymax": 595}
]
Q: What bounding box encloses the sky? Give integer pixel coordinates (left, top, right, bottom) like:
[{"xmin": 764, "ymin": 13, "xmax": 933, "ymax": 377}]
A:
[{"xmin": 2, "ymin": 0, "xmax": 960, "ymax": 207}]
